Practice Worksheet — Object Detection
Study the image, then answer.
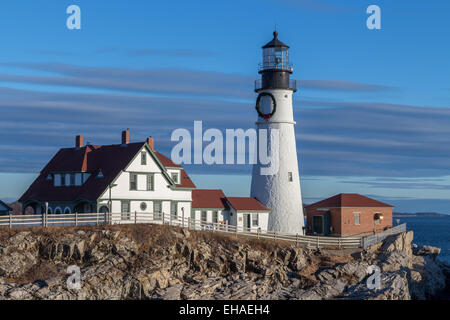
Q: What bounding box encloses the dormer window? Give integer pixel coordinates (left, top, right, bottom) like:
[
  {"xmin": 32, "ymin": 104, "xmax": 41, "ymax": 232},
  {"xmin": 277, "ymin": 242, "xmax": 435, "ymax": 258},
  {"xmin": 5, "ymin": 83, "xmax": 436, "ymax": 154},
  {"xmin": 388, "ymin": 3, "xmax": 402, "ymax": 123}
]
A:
[
  {"xmin": 53, "ymin": 172, "xmax": 86, "ymax": 187},
  {"xmin": 171, "ymin": 172, "xmax": 179, "ymax": 184}
]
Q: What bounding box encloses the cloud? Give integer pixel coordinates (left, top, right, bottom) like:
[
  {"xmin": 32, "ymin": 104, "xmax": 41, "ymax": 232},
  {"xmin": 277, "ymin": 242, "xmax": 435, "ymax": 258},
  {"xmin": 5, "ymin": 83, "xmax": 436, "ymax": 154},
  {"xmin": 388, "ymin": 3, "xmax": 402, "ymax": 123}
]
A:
[
  {"xmin": 0, "ymin": 63, "xmax": 252, "ymax": 99},
  {"xmin": 29, "ymin": 50, "xmax": 76, "ymax": 57},
  {"xmin": 269, "ymin": 0, "xmax": 357, "ymax": 13},
  {"xmin": 300, "ymin": 80, "xmax": 396, "ymax": 92},
  {"xmin": 94, "ymin": 48, "xmax": 218, "ymax": 58},
  {"xmin": 338, "ymin": 180, "xmax": 450, "ymax": 190},
  {"xmin": 0, "ymin": 63, "xmax": 395, "ymax": 99},
  {"xmin": 293, "ymin": 99, "xmax": 450, "ymax": 177},
  {"xmin": 127, "ymin": 49, "xmax": 218, "ymax": 57},
  {"xmin": 0, "ymin": 62, "xmax": 449, "ymax": 180}
]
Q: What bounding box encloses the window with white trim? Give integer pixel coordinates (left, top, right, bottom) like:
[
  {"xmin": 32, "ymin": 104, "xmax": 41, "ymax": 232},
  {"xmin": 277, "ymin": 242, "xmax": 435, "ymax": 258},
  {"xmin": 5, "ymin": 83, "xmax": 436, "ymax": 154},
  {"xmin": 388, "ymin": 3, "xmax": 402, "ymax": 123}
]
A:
[
  {"xmin": 354, "ymin": 212, "xmax": 361, "ymax": 225},
  {"xmin": 54, "ymin": 174, "xmax": 61, "ymax": 186},
  {"xmin": 374, "ymin": 212, "xmax": 382, "ymax": 225},
  {"xmin": 171, "ymin": 202, "xmax": 177, "ymax": 218},
  {"xmin": 171, "ymin": 172, "xmax": 179, "ymax": 184},
  {"xmin": 252, "ymin": 213, "xmax": 259, "ymax": 227},
  {"xmin": 147, "ymin": 174, "xmax": 154, "ymax": 191},
  {"xmin": 130, "ymin": 173, "xmax": 137, "ymax": 190}
]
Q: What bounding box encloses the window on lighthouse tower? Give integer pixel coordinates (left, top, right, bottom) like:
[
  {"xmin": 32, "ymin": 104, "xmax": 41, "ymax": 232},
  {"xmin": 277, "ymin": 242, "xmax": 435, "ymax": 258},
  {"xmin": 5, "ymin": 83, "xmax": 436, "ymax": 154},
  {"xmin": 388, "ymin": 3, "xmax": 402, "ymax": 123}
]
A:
[{"xmin": 262, "ymin": 47, "xmax": 289, "ymax": 70}]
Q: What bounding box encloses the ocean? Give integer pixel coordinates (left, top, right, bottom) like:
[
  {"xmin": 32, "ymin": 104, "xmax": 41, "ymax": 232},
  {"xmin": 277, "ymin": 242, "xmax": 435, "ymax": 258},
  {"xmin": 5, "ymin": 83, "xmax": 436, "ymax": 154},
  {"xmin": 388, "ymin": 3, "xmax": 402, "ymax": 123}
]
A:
[{"xmin": 395, "ymin": 216, "xmax": 450, "ymax": 264}]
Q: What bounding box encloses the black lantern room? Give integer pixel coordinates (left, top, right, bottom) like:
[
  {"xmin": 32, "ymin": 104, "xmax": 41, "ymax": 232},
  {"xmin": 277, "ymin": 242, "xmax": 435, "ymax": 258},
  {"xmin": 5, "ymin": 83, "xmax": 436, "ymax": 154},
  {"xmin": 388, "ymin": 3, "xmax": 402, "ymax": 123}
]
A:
[{"xmin": 255, "ymin": 31, "xmax": 296, "ymax": 92}]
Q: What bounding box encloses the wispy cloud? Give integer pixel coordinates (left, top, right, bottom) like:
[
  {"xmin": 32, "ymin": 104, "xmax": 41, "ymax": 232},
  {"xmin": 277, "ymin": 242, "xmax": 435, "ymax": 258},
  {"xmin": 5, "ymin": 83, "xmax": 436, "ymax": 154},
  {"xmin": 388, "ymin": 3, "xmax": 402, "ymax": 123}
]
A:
[
  {"xmin": 300, "ymin": 80, "xmax": 397, "ymax": 92},
  {"xmin": 0, "ymin": 62, "xmax": 449, "ymax": 180},
  {"xmin": 268, "ymin": 0, "xmax": 358, "ymax": 13},
  {"xmin": 339, "ymin": 180, "xmax": 450, "ymax": 190},
  {"xmin": 128, "ymin": 49, "xmax": 218, "ymax": 57},
  {"xmin": 94, "ymin": 47, "xmax": 218, "ymax": 57},
  {"xmin": 29, "ymin": 50, "xmax": 76, "ymax": 57},
  {"xmin": 0, "ymin": 63, "xmax": 253, "ymax": 98},
  {"xmin": 0, "ymin": 63, "xmax": 396, "ymax": 99}
]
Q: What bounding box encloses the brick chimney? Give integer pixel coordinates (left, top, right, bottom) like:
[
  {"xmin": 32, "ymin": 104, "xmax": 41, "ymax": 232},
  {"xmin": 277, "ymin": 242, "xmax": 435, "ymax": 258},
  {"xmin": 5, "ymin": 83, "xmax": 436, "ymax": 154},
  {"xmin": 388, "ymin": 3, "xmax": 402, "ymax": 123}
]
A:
[
  {"xmin": 122, "ymin": 129, "xmax": 130, "ymax": 145},
  {"xmin": 75, "ymin": 135, "xmax": 83, "ymax": 149},
  {"xmin": 147, "ymin": 137, "xmax": 154, "ymax": 150}
]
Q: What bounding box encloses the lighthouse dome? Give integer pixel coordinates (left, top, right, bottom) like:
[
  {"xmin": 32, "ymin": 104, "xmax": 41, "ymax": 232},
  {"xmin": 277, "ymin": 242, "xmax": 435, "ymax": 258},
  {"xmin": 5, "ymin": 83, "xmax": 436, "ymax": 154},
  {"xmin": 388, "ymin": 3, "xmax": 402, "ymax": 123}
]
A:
[{"xmin": 262, "ymin": 31, "xmax": 289, "ymax": 49}]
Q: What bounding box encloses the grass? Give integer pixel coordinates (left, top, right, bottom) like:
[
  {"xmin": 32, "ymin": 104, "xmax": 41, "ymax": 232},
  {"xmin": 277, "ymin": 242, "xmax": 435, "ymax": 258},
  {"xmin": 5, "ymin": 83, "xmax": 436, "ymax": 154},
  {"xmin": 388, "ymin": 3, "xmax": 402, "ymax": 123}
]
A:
[
  {"xmin": 0, "ymin": 223, "xmax": 351, "ymax": 254},
  {"xmin": 0, "ymin": 223, "xmax": 356, "ymax": 287},
  {"xmin": 9, "ymin": 262, "xmax": 63, "ymax": 285},
  {"xmin": 2, "ymin": 253, "xmax": 64, "ymax": 285}
]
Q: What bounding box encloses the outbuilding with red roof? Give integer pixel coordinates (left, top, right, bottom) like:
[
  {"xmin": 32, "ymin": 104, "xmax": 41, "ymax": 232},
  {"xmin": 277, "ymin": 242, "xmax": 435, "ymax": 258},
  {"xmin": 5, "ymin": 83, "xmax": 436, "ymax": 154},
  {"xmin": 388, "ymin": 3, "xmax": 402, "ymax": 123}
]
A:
[
  {"xmin": 224, "ymin": 197, "xmax": 270, "ymax": 231},
  {"xmin": 191, "ymin": 190, "xmax": 270, "ymax": 231},
  {"xmin": 304, "ymin": 193, "xmax": 394, "ymax": 237}
]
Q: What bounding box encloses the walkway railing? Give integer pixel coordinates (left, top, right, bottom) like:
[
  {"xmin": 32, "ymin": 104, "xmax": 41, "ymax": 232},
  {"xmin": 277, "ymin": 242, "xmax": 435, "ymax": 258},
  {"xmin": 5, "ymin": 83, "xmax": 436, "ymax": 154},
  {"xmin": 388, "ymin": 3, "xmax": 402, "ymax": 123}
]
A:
[
  {"xmin": 361, "ymin": 223, "xmax": 407, "ymax": 248},
  {"xmin": 0, "ymin": 212, "xmax": 406, "ymax": 249}
]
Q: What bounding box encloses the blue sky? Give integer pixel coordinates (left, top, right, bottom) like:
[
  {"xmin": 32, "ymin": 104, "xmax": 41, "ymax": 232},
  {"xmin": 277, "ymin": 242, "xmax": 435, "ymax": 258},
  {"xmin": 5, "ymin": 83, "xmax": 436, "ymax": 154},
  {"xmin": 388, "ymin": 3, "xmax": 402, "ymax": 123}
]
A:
[{"xmin": 0, "ymin": 0, "xmax": 449, "ymax": 213}]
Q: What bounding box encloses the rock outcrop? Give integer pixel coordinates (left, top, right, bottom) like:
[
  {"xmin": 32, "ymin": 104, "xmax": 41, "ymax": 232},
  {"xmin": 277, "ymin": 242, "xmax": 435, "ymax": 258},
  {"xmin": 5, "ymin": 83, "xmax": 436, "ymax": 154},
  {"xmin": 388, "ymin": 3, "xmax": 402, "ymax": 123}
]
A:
[{"xmin": 0, "ymin": 225, "xmax": 448, "ymax": 300}]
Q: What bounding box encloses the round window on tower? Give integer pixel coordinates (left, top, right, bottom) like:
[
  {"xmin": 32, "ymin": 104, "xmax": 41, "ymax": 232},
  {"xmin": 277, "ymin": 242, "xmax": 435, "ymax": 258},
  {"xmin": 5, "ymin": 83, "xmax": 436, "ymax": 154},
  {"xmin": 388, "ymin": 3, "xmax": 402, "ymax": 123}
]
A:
[{"xmin": 140, "ymin": 202, "xmax": 147, "ymax": 211}]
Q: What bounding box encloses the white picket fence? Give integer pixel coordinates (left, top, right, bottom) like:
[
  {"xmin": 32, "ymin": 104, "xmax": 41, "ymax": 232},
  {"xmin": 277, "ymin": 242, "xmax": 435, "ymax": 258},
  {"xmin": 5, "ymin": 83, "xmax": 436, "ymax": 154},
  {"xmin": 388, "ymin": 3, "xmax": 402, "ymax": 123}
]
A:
[
  {"xmin": 0, "ymin": 212, "xmax": 107, "ymax": 228},
  {"xmin": 0, "ymin": 212, "xmax": 406, "ymax": 249}
]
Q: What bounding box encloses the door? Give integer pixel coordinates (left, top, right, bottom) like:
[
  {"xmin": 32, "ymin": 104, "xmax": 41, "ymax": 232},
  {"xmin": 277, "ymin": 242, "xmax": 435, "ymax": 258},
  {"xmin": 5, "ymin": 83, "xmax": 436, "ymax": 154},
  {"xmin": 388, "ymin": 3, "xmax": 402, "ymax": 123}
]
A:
[
  {"xmin": 153, "ymin": 201, "xmax": 162, "ymax": 220},
  {"xmin": 312, "ymin": 215, "xmax": 324, "ymax": 235},
  {"xmin": 243, "ymin": 213, "xmax": 251, "ymax": 231},
  {"xmin": 121, "ymin": 201, "xmax": 130, "ymax": 221}
]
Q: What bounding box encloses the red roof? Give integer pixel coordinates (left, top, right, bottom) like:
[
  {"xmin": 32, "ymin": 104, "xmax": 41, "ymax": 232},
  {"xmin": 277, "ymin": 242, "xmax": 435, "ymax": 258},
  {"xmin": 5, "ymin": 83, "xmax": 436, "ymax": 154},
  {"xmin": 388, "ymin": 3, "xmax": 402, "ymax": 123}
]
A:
[
  {"xmin": 177, "ymin": 169, "xmax": 196, "ymax": 189},
  {"xmin": 306, "ymin": 193, "xmax": 393, "ymax": 208},
  {"xmin": 154, "ymin": 151, "xmax": 182, "ymax": 168},
  {"xmin": 192, "ymin": 189, "xmax": 226, "ymax": 209},
  {"xmin": 19, "ymin": 142, "xmax": 195, "ymax": 203},
  {"xmin": 225, "ymin": 197, "xmax": 270, "ymax": 211}
]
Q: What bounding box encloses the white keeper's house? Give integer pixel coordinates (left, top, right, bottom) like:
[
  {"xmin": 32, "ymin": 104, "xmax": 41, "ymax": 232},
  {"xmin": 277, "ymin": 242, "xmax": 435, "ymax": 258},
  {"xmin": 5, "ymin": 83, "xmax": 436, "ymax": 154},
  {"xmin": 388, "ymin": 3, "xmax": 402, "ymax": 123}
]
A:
[{"xmin": 19, "ymin": 130, "xmax": 270, "ymax": 230}]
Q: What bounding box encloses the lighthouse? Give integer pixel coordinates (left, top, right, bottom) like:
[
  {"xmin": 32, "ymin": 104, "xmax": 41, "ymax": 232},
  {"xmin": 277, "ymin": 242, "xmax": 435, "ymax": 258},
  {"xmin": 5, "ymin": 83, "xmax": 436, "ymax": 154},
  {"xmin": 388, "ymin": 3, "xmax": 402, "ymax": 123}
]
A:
[{"xmin": 250, "ymin": 31, "xmax": 305, "ymax": 234}]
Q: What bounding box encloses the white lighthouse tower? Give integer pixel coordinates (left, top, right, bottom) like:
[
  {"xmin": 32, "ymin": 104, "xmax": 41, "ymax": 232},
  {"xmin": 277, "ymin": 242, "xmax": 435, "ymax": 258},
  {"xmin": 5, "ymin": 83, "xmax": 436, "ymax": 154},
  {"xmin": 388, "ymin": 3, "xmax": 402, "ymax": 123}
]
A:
[{"xmin": 250, "ymin": 31, "xmax": 305, "ymax": 235}]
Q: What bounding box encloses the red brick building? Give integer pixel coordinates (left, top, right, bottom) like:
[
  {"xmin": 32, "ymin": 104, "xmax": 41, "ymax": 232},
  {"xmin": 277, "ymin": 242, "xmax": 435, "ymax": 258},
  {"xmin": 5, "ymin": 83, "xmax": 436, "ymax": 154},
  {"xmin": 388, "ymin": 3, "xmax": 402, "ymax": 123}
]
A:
[{"xmin": 305, "ymin": 193, "xmax": 393, "ymax": 237}]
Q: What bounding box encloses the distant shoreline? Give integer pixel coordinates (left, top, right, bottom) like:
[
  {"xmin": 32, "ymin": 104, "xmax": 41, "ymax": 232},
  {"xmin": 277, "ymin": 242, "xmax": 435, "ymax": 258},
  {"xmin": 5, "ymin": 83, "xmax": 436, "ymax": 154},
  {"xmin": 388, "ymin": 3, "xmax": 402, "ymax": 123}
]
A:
[{"xmin": 393, "ymin": 212, "xmax": 450, "ymax": 217}]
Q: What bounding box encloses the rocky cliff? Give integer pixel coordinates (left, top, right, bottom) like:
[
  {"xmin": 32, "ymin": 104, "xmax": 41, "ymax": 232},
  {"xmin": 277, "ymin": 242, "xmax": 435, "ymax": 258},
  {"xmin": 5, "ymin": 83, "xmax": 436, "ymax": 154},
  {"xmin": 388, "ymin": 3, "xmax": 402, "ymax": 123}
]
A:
[{"xmin": 0, "ymin": 224, "xmax": 448, "ymax": 300}]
